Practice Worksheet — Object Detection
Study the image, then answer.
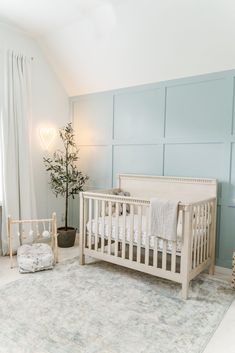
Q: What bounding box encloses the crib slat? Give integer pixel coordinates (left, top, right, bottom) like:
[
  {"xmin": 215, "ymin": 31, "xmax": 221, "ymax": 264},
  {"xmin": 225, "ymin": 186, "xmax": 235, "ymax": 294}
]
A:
[
  {"xmin": 193, "ymin": 207, "xmax": 197, "ymax": 269},
  {"xmin": 201, "ymin": 205, "xmax": 204, "ymax": 262},
  {"xmin": 207, "ymin": 203, "xmax": 210, "ymax": 260},
  {"xmin": 191, "ymin": 208, "xmax": 194, "ymax": 269},
  {"xmin": 145, "ymin": 206, "xmax": 150, "ymax": 266},
  {"xmin": 195, "ymin": 206, "xmax": 199, "ymax": 267},
  {"xmin": 137, "ymin": 205, "xmax": 142, "ymax": 263},
  {"xmin": 200, "ymin": 205, "xmax": 204, "ymax": 264},
  {"xmin": 122, "ymin": 203, "xmax": 126, "ymax": 259},
  {"xmin": 129, "ymin": 205, "xmax": 134, "ymax": 261},
  {"xmin": 171, "ymin": 241, "xmax": 176, "ymax": 272},
  {"xmin": 94, "ymin": 200, "xmax": 99, "ymax": 251},
  {"xmin": 83, "ymin": 199, "xmax": 88, "ymax": 248},
  {"xmin": 197, "ymin": 205, "xmax": 201, "ymax": 266},
  {"xmin": 88, "ymin": 199, "xmax": 92, "ymax": 250},
  {"xmin": 101, "ymin": 200, "xmax": 105, "ymax": 253},
  {"xmin": 153, "ymin": 237, "xmax": 158, "ymax": 268},
  {"xmin": 206, "ymin": 203, "xmax": 211, "ymax": 259},
  {"xmin": 108, "ymin": 201, "xmax": 112, "ymax": 255},
  {"xmin": 206, "ymin": 203, "xmax": 209, "ymax": 260},
  {"xmin": 208, "ymin": 202, "xmax": 211, "ymax": 260},
  {"xmin": 162, "ymin": 240, "xmax": 167, "ymax": 270},
  {"xmin": 115, "ymin": 203, "xmax": 119, "ymax": 257},
  {"xmin": 203, "ymin": 204, "xmax": 207, "ymax": 262},
  {"xmin": 145, "ymin": 235, "xmax": 150, "ymax": 266}
]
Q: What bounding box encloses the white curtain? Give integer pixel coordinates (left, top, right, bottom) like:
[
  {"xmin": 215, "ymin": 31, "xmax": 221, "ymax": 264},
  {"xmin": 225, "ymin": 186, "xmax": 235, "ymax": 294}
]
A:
[{"xmin": 0, "ymin": 51, "xmax": 36, "ymax": 255}]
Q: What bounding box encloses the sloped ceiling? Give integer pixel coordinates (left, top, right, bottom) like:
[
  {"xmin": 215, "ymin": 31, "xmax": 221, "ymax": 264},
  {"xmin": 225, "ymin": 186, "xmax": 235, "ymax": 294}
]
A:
[{"xmin": 1, "ymin": 0, "xmax": 235, "ymax": 96}]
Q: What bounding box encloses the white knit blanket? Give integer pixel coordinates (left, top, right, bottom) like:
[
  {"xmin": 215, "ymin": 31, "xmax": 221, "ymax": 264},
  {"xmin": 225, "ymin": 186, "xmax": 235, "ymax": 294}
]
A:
[{"xmin": 150, "ymin": 198, "xmax": 179, "ymax": 241}]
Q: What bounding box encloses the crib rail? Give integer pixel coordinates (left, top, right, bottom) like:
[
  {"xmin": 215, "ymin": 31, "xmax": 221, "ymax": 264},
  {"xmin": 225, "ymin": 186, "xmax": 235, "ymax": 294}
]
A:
[{"xmin": 80, "ymin": 190, "xmax": 217, "ymax": 297}]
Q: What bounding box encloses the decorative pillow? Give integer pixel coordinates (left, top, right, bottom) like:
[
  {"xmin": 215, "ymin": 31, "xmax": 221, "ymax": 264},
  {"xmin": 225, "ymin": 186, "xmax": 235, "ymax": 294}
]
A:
[{"xmin": 17, "ymin": 243, "xmax": 54, "ymax": 273}]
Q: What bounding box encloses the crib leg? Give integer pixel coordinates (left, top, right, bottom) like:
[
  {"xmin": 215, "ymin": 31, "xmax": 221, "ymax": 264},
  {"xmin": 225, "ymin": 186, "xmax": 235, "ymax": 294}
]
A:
[
  {"xmin": 79, "ymin": 254, "xmax": 85, "ymax": 265},
  {"xmin": 79, "ymin": 232, "xmax": 85, "ymax": 265},
  {"xmin": 209, "ymin": 263, "xmax": 215, "ymax": 275},
  {"xmin": 209, "ymin": 203, "xmax": 216, "ymax": 276},
  {"xmin": 181, "ymin": 281, "xmax": 189, "ymax": 300},
  {"xmin": 79, "ymin": 192, "xmax": 85, "ymax": 266}
]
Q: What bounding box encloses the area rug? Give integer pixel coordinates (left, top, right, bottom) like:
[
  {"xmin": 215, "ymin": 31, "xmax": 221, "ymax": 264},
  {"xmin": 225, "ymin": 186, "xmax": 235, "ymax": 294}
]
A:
[{"xmin": 0, "ymin": 257, "xmax": 234, "ymax": 353}]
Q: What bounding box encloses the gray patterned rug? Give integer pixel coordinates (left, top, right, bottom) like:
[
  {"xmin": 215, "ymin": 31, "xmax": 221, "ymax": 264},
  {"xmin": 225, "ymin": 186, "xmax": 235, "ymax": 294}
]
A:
[{"xmin": 0, "ymin": 257, "xmax": 234, "ymax": 353}]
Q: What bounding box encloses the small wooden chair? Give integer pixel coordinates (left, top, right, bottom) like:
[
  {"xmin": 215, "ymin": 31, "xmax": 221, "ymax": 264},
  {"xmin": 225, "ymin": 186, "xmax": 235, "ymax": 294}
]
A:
[{"xmin": 8, "ymin": 212, "xmax": 58, "ymax": 270}]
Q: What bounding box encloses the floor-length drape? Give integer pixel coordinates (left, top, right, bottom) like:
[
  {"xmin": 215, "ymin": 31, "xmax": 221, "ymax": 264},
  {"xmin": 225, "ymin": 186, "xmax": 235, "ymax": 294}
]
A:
[{"xmin": 0, "ymin": 51, "xmax": 36, "ymax": 254}]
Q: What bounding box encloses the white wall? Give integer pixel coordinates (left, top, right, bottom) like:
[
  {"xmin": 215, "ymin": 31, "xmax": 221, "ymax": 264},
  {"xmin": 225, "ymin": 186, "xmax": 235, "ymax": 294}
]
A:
[
  {"xmin": 39, "ymin": 0, "xmax": 235, "ymax": 96},
  {"xmin": 0, "ymin": 22, "xmax": 69, "ymax": 225},
  {"xmin": 1, "ymin": 1, "xmax": 235, "ymax": 96}
]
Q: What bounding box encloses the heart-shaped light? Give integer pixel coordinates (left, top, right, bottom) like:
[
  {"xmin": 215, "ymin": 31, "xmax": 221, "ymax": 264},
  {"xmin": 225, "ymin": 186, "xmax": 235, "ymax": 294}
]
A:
[{"xmin": 39, "ymin": 127, "xmax": 56, "ymax": 150}]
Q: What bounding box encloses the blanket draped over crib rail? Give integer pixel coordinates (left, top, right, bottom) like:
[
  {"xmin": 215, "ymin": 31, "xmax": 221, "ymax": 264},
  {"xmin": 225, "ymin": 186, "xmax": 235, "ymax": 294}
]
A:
[{"xmin": 150, "ymin": 198, "xmax": 179, "ymax": 241}]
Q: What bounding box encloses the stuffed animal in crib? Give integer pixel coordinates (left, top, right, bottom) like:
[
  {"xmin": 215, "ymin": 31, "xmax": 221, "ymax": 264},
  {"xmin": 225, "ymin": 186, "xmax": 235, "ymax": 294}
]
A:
[{"xmin": 105, "ymin": 190, "xmax": 130, "ymax": 215}]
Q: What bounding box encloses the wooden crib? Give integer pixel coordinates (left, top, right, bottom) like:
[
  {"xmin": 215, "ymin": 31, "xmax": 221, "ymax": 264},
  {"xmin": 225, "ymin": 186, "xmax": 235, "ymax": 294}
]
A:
[{"xmin": 79, "ymin": 174, "xmax": 217, "ymax": 299}]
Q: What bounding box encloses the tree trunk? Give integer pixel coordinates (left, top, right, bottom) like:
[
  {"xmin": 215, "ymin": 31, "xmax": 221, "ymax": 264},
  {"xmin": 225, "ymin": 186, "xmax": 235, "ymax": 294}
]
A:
[
  {"xmin": 65, "ymin": 142, "xmax": 69, "ymax": 230},
  {"xmin": 65, "ymin": 186, "xmax": 68, "ymax": 230}
]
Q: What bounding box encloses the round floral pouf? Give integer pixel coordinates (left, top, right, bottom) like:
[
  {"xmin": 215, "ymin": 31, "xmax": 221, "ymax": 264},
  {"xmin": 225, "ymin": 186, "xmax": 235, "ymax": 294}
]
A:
[{"xmin": 17, "ymin": 243, "xmax": 54, "ymax": 273}]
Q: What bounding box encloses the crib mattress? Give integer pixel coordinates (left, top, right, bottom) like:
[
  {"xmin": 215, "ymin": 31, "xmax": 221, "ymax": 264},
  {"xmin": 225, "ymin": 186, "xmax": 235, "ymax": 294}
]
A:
[{"xmin": 86, "ymin": 215, "xmax": 183, "ymax": 253}]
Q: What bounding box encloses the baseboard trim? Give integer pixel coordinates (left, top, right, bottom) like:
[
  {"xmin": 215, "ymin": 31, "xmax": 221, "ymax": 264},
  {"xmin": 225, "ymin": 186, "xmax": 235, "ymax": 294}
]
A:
[{"xmin": 215, "ymin": 265, "xmax": 232, "ymax": 276}]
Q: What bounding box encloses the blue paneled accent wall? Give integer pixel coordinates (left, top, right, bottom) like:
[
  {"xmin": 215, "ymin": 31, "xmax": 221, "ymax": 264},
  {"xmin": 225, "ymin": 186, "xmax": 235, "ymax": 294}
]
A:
[{"xmin": 70, "ymin": 69, "xmax": 235, "ymax": 269}]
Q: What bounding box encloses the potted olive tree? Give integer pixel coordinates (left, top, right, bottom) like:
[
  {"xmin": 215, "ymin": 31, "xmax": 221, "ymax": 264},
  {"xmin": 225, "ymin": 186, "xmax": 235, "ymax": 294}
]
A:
[{"xmin": 44, "ymin": 123, "xmax": 88, "ymax": 247}]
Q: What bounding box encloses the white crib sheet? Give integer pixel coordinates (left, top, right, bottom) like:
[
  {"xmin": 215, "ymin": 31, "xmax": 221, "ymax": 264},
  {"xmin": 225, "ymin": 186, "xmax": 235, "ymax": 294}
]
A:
[{"xmin": 86, "ymin": 215, "xmax": 183, "ymax": 253}]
